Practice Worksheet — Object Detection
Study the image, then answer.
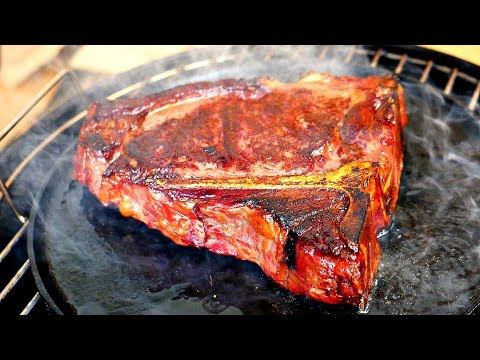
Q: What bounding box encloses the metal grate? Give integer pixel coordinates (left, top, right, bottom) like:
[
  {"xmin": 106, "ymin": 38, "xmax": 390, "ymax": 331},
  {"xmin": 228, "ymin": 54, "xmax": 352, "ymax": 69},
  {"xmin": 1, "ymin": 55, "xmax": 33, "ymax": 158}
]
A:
[{"xmin": 0, "ymin": 45, "xmax": 479, "ymax": 315}]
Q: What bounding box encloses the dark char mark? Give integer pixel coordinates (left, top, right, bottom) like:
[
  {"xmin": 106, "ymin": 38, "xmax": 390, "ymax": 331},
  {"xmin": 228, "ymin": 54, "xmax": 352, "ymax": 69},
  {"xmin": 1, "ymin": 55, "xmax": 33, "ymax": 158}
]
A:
[{"xmin": 285, "ymin": 230, "xmax": 298, "ymax": 270}]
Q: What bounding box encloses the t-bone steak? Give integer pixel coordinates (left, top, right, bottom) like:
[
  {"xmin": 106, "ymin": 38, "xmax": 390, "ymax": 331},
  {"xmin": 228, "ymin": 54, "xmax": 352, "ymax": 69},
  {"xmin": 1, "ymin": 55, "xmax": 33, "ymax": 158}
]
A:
[{"xmin": 74, "ymin": 73, "xmax": 408, "ymax": 309}]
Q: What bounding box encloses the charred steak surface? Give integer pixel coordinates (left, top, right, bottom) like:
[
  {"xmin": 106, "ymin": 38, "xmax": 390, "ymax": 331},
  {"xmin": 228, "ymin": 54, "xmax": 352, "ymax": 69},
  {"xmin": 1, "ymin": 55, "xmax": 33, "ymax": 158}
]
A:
[{"xmin": 74, "ymin": 73, "xmax": 408, "ymax": 308}]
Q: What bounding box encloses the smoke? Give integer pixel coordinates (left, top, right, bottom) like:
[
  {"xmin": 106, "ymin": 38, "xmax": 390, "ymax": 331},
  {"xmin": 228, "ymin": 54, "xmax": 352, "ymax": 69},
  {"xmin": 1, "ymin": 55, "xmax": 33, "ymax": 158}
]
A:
[
  {"xmin": 370, "ymin": 79, "xmax": 480, "ymax": 314},
  {"xmin": 1, "ymin": 45, "xmax": 479, "ymax": 314}
]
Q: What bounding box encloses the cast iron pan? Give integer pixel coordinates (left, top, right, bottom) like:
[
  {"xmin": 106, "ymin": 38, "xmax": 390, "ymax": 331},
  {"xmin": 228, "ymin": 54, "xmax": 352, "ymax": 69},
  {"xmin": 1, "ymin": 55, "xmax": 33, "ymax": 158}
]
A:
[{"xmin": 22, "ymin": 46, "xmax": 480, "ymax": 314}]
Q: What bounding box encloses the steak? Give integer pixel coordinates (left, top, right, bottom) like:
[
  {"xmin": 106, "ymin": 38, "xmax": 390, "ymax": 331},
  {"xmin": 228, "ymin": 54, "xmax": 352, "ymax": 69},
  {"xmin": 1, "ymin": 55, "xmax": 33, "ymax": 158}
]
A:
[{"xmin": 74, "ymin": 73, "xmax": 408, "ymax": 308}]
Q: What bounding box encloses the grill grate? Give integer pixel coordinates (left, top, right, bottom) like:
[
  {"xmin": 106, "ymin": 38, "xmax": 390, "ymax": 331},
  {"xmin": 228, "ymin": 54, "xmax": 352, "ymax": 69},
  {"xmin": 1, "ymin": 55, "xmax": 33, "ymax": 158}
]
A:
[{"xmin": 0, "ymin": 45, "xmax": 479, "ymax": 315}]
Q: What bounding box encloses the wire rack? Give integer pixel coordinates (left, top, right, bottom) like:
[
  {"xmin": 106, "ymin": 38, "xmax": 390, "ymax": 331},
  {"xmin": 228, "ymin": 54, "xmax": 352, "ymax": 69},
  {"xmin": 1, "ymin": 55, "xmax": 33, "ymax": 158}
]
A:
[{"xmin": 0, "ymin": 45, "xmax": 479, "ymax": 315}]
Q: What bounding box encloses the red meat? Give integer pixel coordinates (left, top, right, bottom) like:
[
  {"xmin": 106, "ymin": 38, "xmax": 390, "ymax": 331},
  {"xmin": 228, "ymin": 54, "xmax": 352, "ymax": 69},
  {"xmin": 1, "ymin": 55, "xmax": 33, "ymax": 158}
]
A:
[{"xmin": 74, "ymin": 73, "xmax": 408, "ymax": 308}]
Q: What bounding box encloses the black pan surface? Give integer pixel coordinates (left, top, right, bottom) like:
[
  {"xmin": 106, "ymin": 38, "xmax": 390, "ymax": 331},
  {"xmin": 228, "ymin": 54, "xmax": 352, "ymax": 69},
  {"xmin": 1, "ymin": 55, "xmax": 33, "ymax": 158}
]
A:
[{"xmin": 24, "ymin": 46, "xmax": 480, "ymax": 314}]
